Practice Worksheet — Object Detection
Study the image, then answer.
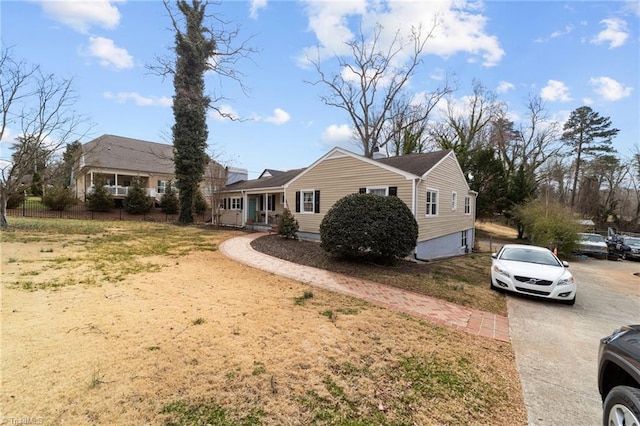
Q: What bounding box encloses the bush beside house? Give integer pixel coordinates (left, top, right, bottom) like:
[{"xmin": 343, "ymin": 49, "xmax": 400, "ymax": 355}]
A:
[{"xmin": 320, "ymin": 193, "xmax": 418, "ymax": 263}]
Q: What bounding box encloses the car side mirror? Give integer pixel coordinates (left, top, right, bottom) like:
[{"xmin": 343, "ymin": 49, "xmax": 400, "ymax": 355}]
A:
[
  {"xmin": 491, "ymin": 253, "xmax": 497, "ymax": 259},
  {"xmin": 562, "ymin": 261, "xmax": 569, "ymax": 268}
]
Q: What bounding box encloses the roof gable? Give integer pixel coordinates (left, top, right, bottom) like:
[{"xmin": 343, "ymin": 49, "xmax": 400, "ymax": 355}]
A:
[{"xmin": 285, "ymin": 147, "xmax": 452, "ymax": 187}]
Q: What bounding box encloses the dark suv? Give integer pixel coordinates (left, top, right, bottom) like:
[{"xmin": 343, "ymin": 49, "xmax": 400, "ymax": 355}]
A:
[
  {"xmin": 598, "ymin": 325, "xmax": 640, "ymax": 425},
  {"xmin": 607, "ymin": 235, "xmax": 640, "ymax": 261}
]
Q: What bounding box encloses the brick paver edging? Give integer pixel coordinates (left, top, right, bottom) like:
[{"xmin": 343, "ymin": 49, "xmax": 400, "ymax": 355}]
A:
[{"xmin": 219, "ymin": 234, "xmax": 510, "ymax": 342}]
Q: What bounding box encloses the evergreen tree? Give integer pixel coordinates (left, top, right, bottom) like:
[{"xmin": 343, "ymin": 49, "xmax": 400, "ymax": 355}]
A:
[
  {"xmin": 193, "ymin": 189, "xmax": 208, "ymax": 215},
  {"xmin": 171, "ymin": 1, "xmax": 216, "ymax": 224},
  {"xmin": 62, "ymin": 141, "xmax": 82, "ymax": 188},
  {"xmin": 561, "ymin": 106, "xmax": 619, "ymax": 208},
  {"xmin": 160, "ymin": 180, "xmax": 179, "ymax": 214},
  {"xmin": 86, "ymin": 175, "xmax": 114, "ymax": 212},
  {"xmin": 277, "ymin": 208, "xmax": 299, "ymax": 239},
  {"xmin": 124, "ymin": 178, "xmax": 153, "ymax": 214},
  {"xmin": 42, "ymin": 185, "xmax": 77, "ymax": 211}
]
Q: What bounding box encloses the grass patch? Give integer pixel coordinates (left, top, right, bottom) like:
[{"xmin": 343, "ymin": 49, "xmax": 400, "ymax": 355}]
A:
[
  {"xmin": 251, "ymin": 361, "xmax": 266, "ymax": 376},
  {"xmin": 2, "ymin": 219, "xmax": 224, "ymax": 290},
  {"xmin": 162, "ymin": 400, "xmax": 263, "ymax": 426},
  {"xmin": 294, "ymin": 291, "xmax": 314, "ymax": 305}
]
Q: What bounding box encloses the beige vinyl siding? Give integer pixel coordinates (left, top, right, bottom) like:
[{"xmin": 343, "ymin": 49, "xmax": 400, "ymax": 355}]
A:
[
  {"xmin": 416, "ymin": 154, "xmax": 475, "ymax": 241},
  {"xmin": 286, "ymin": 155, "xmax": 413, "ymax": 233},
  {"xmin": 219, "ymin": 191, "xmax": 244, "ymax": 225}
]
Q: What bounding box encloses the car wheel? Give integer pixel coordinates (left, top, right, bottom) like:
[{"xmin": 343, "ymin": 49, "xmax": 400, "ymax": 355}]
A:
[{"xmin": 603, "ymin": 386, "xmax": 640, "ymax": 426}]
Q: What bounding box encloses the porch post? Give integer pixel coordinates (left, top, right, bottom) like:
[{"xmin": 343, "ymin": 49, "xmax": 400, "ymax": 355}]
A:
[
  {"xmin": 90, "ymin": 171, "xmax": 94, "ymax": 187},
  {"xmin": 242, "ymin": 192, "xmax": 247, "ymax": 225}
]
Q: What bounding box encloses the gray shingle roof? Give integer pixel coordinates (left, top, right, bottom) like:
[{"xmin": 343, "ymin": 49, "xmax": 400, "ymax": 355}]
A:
[
  {"xmin": 82, "ymin": 134, "xmax": 174, "ymax": 174},
  {"xmin": 374, "ymin": 150, "xmax": 451, "ymax": 176},
  {"xmin": 224, "ymin": 168, "xmax": 305, "ymax": 191}
]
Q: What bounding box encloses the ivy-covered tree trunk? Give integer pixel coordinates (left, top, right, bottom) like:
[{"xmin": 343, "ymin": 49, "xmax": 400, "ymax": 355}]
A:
[{"xmin": 171, "ymin": 1, "xmax": 216, "ymax": 224}]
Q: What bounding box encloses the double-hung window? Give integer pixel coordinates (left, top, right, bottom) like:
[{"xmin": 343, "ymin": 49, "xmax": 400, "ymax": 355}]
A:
[
  {"xmin": 157, "ymin": 180, "xmax": 167, "ymax": 194},
  {"xmin": 464, "ymin": 196, "xmax": 471, "ymax": 215},
  {"xmin": 461, "ymin": 231, "xmax": 468, "ymax": 248},
  {"xmin": 302, "ymin": 191, "xmax": 314, "ymax": 213},
  {"xmin": 426, "ymin": 189, "xmax": 438, "ymax": 216}
]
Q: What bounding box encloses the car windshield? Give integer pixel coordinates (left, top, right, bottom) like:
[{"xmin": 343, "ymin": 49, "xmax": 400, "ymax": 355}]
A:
[
  {"xmin": 624, "ymin": 237, "xmax": 640, "ymax": 245},
  {"xmin": 499, "ymin": 247, "xmax": 561, "ymax": 266},
  {"xmin": 580, "ymin": 234, "xmax": 604, "ymax": 243}
]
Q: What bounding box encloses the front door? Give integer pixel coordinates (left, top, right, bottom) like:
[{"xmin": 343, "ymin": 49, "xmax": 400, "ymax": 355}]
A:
[{"xmin": 248, "ymin": 198, "xmax": 257, "ymax": 223}]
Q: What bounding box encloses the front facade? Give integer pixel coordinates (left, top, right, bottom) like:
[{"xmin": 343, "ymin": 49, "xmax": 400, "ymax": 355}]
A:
[
  {"xmin": 220, "ymin": 147, "xmax": 477, "ymax": 260},
  {"xmin": 73, "ymin": 134, "xmax": 246, "ymax": 205}
]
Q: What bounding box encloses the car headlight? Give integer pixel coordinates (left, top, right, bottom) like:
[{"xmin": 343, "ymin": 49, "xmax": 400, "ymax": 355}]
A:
[
  {"xmin": 492, "ymin": 265, "xmax": 510, "ymax": 277},
  {"xmin": 632, "ymin": 248, "xmax": 640, "ymax": 254},
  {"xmin": 557, "ymin": 275, "xmax": 575, "ymax": 286}
]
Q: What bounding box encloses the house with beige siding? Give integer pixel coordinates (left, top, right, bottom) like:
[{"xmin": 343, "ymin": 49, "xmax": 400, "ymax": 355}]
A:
[
  {"xmin": 73, "ymin": 134, "xmax": 247, "ymax": 205},
  {"xmin": 220, "ymin": 146, "xmax": 476, "ymax": 260}
]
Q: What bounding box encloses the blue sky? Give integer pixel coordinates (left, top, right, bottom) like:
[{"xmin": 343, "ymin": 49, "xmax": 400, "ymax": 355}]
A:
[{"xmin": 1, "ymin": 0, "xmax": 638, "ymax": 178}]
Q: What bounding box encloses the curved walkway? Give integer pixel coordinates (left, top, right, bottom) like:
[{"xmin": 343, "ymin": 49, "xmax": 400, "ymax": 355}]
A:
[{"xmin": 220, "ymin": 234, "xmax": 510, "ymax": 342}]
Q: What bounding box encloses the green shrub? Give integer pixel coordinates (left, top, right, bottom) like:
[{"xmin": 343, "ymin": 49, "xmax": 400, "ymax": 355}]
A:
[
  {"xmin": 124, "ymin": 178, "xmax": 153, "ymax": 214},
  {"xmin": 194, "ymin": 189, "xmax": 208, "ymax": 215},
  {"xmin": 86, "ymin": 175, "xmax": 114, "ymax": 212},
  {"xmin": 320, "ymin": 193, "xmax": 418, "ymax": 263},
  {"xmin": 278, "ymin": 208, "xmax": 299, "ymax": 239},
  {"xmin": 6, "ymin": 191, "xmax": 26, "ymax": 209},
  {"xmin": 160, "ymin": 181, "xmax": 179, "ymax": 214},
  {"xmin": 514, "ymin": 199, "xmax": 582, "ymax": 257},
  {"xmin": 29, "ymin": 172, "xmax": 43, "ymax": 197},
  {"xmin": 42, "ymin": 186, "xmax": 77, "ymax": 211}
]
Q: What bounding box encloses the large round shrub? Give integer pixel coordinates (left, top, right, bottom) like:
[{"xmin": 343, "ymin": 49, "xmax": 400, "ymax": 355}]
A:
[{"xmin": 320, "ymin": 193, "xmax": 418, "ymax": 263}]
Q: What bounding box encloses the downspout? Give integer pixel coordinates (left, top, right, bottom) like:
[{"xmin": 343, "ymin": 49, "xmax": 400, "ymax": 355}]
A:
[{"xmin": 412, "ymin": 177, "xmax": 420, "ymax": 261}]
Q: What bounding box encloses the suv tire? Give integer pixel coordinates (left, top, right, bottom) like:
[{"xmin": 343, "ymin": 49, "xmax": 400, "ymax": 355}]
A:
[{"xmin": 603, "ymin": 385, "xmax": 640, "ymax": 426}]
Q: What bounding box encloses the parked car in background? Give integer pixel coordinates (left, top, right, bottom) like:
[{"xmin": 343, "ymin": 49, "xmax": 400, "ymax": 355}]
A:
[
  {"xmin": 598, "ymin": 325, "xmax": 640, "ymax": 426},
  {"xmin": 575, "ymin": 233, "xmax": 608, "ymax": 259},
  {"xmin": 607, "ymin": 235, "xmax": 640, "ymax": 261},
  {"xmin": 490, "ymin": 244, "xmax": 576, "ymax": 305}
]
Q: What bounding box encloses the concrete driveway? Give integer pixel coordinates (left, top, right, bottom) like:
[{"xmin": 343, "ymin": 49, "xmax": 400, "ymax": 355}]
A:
[{"xmin": 508, "ymin": 257, "xmax": 640, "ymax": 425}]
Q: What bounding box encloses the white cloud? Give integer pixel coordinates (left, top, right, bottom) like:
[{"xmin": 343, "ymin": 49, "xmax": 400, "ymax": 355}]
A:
[
  {"xmin": 321, "ymin": 124, "xmax": 353, "ymax": 146},
  {"xmin": 40, "ymin": 0, "xmax": 123, "ymax": 33},
  {"xmin": 496, "ymin": 81, "xmax": 514, "ymax": 94},
  {"xmin": 541, "ymin": 80, "xmax": 572, "ymax": 102},
  {"xmin": 624, "ymin": 0, "xmax": 640, "ymax": 17},
  {"xmin": 298, "ymin": 0, "xmax": 504, "ymax": 68},
  {"xmin": 0, "ymin": 128, "xmax": 16, "ymax": 144},
  {"xmin": 535, "ymin": 24, "xmax": 575, "ymax": 43},
  {"xmin": 85, "ymin": 37, "xmax": 134, "ymax": 70},
  {"xmin": 211, "ymin": 105, "xmax": 239, "ymax": 121},
  {"xmin": 253, "ymin": 108, "xmax": 291, "ymax": 125},
  {"xmin": 249, "ymin": 0, "xmax": 267, "ymax": 19},
  {"xmin": 591, "ymin": 18, "xmax": 629, "ymax": 48},
  {"xmin": 583, "ymin": 97, "xmax": 594, "ymax": 105},
  {"xmin": 590, "ymin": 76, "xmax": 633, "ymax": 101},
  {"xmin": 103, "ymin": 92, "xmax": 172, "ymax": 107}
]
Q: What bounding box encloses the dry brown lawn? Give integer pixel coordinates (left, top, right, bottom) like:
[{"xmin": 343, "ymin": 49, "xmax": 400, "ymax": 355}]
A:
[{"xmin": 1, "ymin": 218, "xmax": 526, "ymax": 425}]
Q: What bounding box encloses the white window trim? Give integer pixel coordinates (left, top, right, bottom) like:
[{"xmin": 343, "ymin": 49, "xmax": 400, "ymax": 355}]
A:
[
  {"xmin": 301, "ymin": 189, "xmax": 315, "ymax": 214},
  {"xmin": 451, "ymin": 191, "xmax": 457, "ymax": 211},
  {"xmin": 230, "ymin": 197, "xmax": 242, "ymax": 210},
  {"xmin": 426, "ymin": 188, "xmax": 439, "ymax": 217},
  {"xmin": 464, "ymin": 196, "xmax": 471, "ymax": 215},
  {"xmin": 366, "ymin": 186, "xmax": 388, "ymax": 196}
]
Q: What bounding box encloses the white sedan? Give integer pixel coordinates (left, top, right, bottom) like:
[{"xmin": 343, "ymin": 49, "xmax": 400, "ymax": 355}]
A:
[{"xmin": 491, "ymin": 244, "xmax": 577, "ymax": 305}]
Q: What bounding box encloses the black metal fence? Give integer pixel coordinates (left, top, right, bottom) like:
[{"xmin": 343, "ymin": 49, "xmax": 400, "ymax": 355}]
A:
[{"xmin": 6, "ymin": 199, "xmax": 212, "ymax": 223}]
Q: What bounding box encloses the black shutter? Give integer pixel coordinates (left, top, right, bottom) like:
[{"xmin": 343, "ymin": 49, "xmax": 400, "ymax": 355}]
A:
[
  {"xmin": 295, "ymin": 191, "xmax": 300, "ymax": 213},
  {"xmin": 389, "ymin": 186, "xmax": 397, "ymax": 196},
  {"xmin": 240, "ymin": 198, "xmax": 244, "ymax": 210},
  {"xmin": 259, "ymin": 195, "xmax": 264, "ymax": 211},
  {"xmin": 314, "ymin": 190, "xmax": 320, "ymax": 213},
  {"xmin": 223, "ymin": 198, "xmax": 227, "ymax": 209},
  {"xmin": 359, "ymin": 187, "xmax": 366, "ymax": 194}
]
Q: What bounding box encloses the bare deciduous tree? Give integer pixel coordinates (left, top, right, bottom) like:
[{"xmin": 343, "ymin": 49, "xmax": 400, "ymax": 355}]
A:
[
  {"xmin": 307, "ymin": 23, "xmax": 449, "ymax": 158},
  {"xmin": 1, "ymin": 46, "xmax": 89, "ymax": 226}
]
